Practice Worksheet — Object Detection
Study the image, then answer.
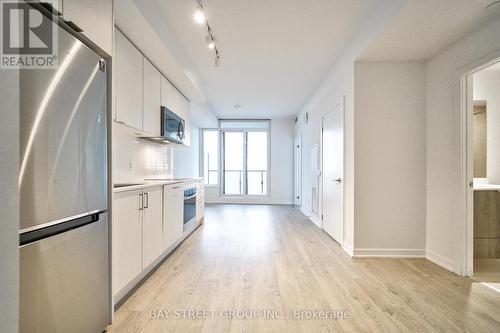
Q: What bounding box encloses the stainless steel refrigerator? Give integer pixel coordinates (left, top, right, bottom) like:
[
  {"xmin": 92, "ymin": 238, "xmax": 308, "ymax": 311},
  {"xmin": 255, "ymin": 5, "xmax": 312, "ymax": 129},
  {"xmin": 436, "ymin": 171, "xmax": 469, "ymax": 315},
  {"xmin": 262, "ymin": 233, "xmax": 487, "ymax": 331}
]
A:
[{"xmin": 19, "ymin": 23, "xmax": 110, "ymax": 333}]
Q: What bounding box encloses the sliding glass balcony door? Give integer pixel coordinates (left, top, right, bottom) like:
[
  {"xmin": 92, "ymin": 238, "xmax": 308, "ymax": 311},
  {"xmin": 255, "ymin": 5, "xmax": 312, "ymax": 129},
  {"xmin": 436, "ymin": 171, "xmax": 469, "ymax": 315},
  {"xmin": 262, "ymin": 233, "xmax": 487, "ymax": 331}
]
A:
[
  {"xmin": 247, "ymin": 131, "xmax": 268, "ymax": 195},
  {"xmin": 221, "ymin": 128, "xmax": 269, "ymax": 196},
  {"xmin": 222, "ymin": 131, "xmax": 245, "ymax": 195}
]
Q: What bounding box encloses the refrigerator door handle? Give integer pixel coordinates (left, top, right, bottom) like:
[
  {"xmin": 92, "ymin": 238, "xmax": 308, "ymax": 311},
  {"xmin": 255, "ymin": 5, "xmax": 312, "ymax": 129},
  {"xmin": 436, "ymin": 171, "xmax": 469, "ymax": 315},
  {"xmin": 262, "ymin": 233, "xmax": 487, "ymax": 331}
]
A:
[
  {"xmin": 139, "ymin": 194, "xmax": 144, "ymax": 210},
  {"xmin": 20, "ymin": 211, "xmax": 104, "ymax": 247}
]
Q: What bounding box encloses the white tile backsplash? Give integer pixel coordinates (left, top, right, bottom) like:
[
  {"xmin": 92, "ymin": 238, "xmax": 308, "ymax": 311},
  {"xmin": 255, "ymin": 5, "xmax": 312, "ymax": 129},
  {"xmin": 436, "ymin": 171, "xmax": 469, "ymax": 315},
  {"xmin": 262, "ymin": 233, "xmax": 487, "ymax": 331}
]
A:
[{"xmin": 112, "ymin": 123, "xmax": 173, "ymax": 183}]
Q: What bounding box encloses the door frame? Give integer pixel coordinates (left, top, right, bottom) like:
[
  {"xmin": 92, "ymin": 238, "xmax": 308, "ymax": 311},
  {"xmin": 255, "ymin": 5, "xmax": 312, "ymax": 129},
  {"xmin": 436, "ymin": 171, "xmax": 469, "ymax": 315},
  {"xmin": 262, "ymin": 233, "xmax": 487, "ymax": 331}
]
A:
[
  {"xmin": 294, "ymin": 135, "xmax": 302, "ymax": 206},
  {"xmin": 458, "ymin": 52, "xmax": 500, "ymax": 276},
  {"xmin": 321, "ymin": 96, "xmax": 345, "ymax": 245}
]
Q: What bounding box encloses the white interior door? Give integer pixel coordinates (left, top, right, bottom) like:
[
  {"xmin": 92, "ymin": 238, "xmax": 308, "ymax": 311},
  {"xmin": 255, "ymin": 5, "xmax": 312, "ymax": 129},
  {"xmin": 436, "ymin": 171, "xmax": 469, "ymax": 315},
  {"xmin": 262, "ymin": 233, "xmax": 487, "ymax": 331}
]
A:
[
  {"xmin": 294, "ymin": 136, "xmax": 302, "ymax": 205},
  {"xmin": 322, "ymin": 103, "xmax": 344, "ymax": 244}
]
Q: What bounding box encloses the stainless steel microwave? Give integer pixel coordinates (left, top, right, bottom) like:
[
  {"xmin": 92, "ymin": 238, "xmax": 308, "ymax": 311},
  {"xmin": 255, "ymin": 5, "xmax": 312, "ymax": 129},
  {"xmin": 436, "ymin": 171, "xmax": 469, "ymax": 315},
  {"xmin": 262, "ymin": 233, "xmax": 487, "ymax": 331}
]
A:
[{"xmin": 161, "ymin": 106, "xmax": 185, "ymax": 144}]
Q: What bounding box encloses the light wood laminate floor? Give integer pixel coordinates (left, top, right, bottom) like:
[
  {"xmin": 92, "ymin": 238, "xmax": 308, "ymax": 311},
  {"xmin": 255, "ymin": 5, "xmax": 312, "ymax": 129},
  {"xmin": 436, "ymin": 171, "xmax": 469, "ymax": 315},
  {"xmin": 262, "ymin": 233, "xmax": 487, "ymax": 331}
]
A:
[{"xmin": 108, "ymin": 204, "xmax": 500, "ymax": 333}]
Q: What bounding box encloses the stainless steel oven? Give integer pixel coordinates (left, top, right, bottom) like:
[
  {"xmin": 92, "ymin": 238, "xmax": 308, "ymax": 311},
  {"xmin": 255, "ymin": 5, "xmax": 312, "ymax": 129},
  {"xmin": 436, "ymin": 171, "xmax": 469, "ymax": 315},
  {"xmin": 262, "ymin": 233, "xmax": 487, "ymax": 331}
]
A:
[{"xmin": 183, "ymin": 187, "xmax": 197, "ymax": 231}]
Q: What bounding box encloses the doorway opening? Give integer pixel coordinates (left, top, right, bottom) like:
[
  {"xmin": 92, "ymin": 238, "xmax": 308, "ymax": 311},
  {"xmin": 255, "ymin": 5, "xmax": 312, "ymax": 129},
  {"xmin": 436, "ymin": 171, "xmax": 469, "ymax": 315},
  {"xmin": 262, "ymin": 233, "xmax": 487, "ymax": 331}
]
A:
[{"xmin": 463, "ymin": 57, "xmax": 500, "ymax": 292}]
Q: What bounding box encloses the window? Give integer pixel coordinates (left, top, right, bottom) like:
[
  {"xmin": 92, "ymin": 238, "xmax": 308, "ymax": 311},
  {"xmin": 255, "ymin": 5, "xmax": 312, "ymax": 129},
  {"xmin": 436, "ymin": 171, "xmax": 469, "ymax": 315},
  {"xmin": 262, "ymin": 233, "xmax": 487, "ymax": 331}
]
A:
[
  {"xmin": 200, "ymin": 120, "xmax": 270, "ymax": 196},
  {"xmin": 221, "ymin": 120, "xmax": 270, "ymax": 196},
  {"xmin": 201, "ymin": 129, "xmax": 219, "ymax": 185}
]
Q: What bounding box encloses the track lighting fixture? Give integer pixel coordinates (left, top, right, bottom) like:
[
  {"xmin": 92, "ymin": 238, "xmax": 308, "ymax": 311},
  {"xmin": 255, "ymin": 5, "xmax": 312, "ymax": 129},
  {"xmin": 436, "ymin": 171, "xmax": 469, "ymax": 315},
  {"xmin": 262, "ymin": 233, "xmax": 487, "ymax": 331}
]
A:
[
  {"xmin": 194, "ymin": 0, "xmax": 221, "ymax": 67},
  {"xmin": 194, "ymin": 8, "xmax": 206, "ymax": 24}
]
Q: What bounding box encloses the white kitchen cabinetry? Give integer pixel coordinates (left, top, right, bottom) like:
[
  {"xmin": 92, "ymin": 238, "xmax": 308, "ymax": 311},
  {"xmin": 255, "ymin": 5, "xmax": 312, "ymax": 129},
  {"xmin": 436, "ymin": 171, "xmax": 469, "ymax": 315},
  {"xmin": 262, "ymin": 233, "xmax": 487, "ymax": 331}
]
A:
[
  {"xmin": 114, "ymin": 29, "xmax": 143, "ymax": 131},
  {"xmin": 160, "ymin": 76, "xmax": 174, "ymax": 111},
  {"xmin": 112, "ymin": 189, "xmax": 143, "ymax": 295},
  {"xmin": 160, "ymin": 77, "xmax": 191, "ymax": 146},
  {"xmin": 172, "ymin": 88, "xmax": 191, "ymax": 146},
  {"xmin": 163, "ymin": 185, "xmax": 184, "ymax": 250},
  {"xmin": 143, "ymin": 58, "xmax": 161, "ymax": 136},
  {"xmin": 114, "ymin": 29, "xmax": 192, "ymax": 145},
  {"xmin": 62, "ymin": 0, "xmax": 113, "ymax": 55},
  {"xmin": 142, "ymin": 186, "xmax": 163, "ymax": 269},
  {"xmin": 196, "ymin": 183, "xmax": 205, "ymax": 222}
]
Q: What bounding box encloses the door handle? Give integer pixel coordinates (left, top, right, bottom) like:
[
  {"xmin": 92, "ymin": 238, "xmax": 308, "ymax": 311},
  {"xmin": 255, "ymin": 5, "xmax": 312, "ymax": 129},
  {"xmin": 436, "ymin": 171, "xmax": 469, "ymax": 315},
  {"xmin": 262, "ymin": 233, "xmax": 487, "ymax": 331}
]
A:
[
  {"xmin": 139, "ymin": 194, "xmax": 143, "ymax": 210},
  {"xmin": 333, "ymin": 178, "xmax": 342, "ymax": 183},
  {"xmin": 144, "ymin": 193, "xmax": 149, "ymax": 209}
]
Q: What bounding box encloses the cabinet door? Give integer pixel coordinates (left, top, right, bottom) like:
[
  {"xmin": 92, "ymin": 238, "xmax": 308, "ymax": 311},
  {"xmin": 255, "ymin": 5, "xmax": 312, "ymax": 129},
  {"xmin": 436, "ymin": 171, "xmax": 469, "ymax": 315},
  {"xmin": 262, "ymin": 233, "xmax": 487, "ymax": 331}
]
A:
[
  {"xmin": 63, "ymin": 0, "xmax": 113, "ymax": 55},
  {"xmin": 183, "ymin": 98, "xmax": 191, "ymax": 147},
  {"xmin": 112, "ymin": 189, "xmax": 143, "ymax": 295},
  {"xmin": 114, "ymin": 29, "xmax": 143, "ymax": 130},
  {"xmin": 163, "ymin": 185, "xmax": 184, "ymax": 250},
  {"xmin": 143, "ymin": 58, "xmax": 161, "ymax": 136},
  {"xmin": 172, "ymin": 89, "xmax": 191, "ymax": 146},
  {"xmin": 196, "ymin": 188, "xmax": 205, "ymax": 222},
  {"xmin": 160, "ymin": 76, "xmax": 173, "ymax": 110},
  {"xmin": 142, "ymin": 186, "xmax": 163, "ymax": 268}
]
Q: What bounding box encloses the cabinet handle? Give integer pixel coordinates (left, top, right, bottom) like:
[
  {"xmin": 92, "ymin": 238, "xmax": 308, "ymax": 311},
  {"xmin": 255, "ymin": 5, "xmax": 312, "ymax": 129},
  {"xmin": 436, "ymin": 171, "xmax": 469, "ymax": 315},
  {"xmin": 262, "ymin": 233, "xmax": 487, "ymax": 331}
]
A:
[
  {"xmin": 139, "ymin": 194, "xmax": 143, "ymax": 210},
  {"xmin": 144, "ymin": 193, "xmax": 149, "ymax": 209}
]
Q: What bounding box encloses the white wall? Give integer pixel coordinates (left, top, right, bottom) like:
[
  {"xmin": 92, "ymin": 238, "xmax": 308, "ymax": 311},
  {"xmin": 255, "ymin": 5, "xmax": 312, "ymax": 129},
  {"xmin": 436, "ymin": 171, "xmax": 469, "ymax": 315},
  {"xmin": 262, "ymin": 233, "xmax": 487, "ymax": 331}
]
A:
[
  {"xmin": 425, "ymin": 16, "xmax": 500, "ymax": 271},
  {"xmin": 172, "ymin": 124, "xmax": 200, "ymax": 178},
  {"xmin": 270, "ymin": 118, "xmax": 295, "ymax": 204},
  {"xmin": 354, "ymin": 62, "xmax": 426, "ymax": 253},
  {"xmin": 0, "ymin": 70, "xmax": 19, "ymax": 332},
  {"xmin": 205, "ymin": 118, "xmax": 294, "ymax": 205},
  {"xmin": 473, "ymin": 69, "xmax": 500, "ymax": 184},
  {"xmin": 295, "ymin": 0, "xmax": 406, "ymax": 251}
]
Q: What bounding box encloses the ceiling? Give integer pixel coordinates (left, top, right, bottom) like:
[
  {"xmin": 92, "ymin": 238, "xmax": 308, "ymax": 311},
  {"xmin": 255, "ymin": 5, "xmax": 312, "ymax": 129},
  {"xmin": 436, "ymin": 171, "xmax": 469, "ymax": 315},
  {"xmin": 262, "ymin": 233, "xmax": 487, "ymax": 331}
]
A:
[
  {"xmin": 360, "ymin": 0, "xmax": 500, "ymax": 61},
  {"xmin": 137, "ymin": 0, "xmax": 383, "ymax": 119}
]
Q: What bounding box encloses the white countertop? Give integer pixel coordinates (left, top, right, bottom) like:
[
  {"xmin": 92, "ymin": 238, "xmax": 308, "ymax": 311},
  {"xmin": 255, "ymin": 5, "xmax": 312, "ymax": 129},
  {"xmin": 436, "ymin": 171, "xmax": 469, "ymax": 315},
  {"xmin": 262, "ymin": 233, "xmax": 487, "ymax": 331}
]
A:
[
  {"xmin": 113, "ymin": 178, "xmax": 203, "ymax": 193},
  {"xmin": 473, "ymin": 184, "xmax": 500, "ymax": 191}
]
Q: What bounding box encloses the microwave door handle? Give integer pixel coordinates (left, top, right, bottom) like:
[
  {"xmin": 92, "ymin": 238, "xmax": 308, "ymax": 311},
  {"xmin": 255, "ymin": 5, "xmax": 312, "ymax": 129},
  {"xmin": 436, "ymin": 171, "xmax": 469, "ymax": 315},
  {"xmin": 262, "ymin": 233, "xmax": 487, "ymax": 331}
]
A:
[
  {"xmin": 180, "ymin": 120, "xmax": 185, "ymax": 139},
  {"xmin": 177, "ymin": 121, "xmax": 185, "ymax": 140}
]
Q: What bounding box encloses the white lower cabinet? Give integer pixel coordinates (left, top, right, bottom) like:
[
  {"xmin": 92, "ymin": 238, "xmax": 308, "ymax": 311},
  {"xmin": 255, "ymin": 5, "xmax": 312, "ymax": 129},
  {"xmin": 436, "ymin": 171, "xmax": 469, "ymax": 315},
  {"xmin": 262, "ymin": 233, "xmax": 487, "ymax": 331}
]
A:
[
  {"xmin": 163, "ymin": 185, "xmax": 184, "ymax": 250},
  {"xmin": 112, "ymin": 189, "xmax": 143, "ymax": 295},
  {"xmin": 196, "ymin": 188, "xmax": 205, "ymax": 222},
  {"xmin": 142, "ymin": 186, "xmax": 163, "ymax": 269},
  {"xmin": 113, "ymin": 182, "xmax": 200, "ymax": 300}
]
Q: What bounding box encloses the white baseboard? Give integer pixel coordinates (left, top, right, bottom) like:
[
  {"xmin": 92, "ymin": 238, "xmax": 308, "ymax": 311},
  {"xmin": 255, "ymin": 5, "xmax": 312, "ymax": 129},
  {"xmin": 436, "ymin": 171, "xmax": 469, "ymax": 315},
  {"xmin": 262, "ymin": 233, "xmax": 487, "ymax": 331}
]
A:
[
  {"xmin": 425, "ymin": 249, "xmax": 455, "ymax": 272},
  {"xmin": 308, "ymin": 215, "xmax": 322, "ymax": 228},
  {"xmin": 352, "ymin": 248, "xmax": 426, "ymax": 258},
  {"xmin": 205, "ymin": 197, "xmax": 293, "ymax": 205},
  {"xmin": 342, "ymin": 242, "xmax": 354, "ymax": 257}
]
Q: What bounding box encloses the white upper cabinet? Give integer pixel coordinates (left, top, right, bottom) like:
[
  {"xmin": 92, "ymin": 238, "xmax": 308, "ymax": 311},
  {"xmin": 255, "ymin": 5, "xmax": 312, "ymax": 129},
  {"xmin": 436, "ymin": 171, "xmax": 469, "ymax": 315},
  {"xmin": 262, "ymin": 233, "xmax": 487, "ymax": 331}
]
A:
[
  {"xmin": 62, "ymin": 0, "xmax": 113, "ymax": 55},
  {"xmin": 114, "ymin": 29, "xmax": 192, "ymax": 145},
  {"xmin": 160, "ymin": 76, "xmax": 174, "ymax": 111},
  {"xmin": 114, "ymin": 28, "xmax": 143, "ymax": 131},
  {"xmin": 172, "ymin": 88, "xmax": 191, "ymax": 147},
  {"xmin": 143, "ymin": 58, "xmax": 161, "ymax": 136},
  {"xmin": 142, "ymin": 186, "xmax": 164, "ymax": 269}
]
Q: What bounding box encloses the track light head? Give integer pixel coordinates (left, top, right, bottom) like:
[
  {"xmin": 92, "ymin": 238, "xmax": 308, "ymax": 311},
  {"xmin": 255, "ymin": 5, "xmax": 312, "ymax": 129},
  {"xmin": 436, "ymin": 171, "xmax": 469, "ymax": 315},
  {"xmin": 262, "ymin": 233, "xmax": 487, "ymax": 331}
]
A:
[{"xmin": 194, "ymin": 7, "xmax": 205, "ymax": 24}]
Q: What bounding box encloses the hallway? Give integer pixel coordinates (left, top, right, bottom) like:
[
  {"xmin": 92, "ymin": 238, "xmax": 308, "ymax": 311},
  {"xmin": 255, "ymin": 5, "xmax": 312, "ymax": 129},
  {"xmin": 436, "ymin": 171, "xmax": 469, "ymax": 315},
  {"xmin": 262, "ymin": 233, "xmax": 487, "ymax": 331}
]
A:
[{"xmin": 108, "ymin": 204, "xmax": 500, "ymax": 332}]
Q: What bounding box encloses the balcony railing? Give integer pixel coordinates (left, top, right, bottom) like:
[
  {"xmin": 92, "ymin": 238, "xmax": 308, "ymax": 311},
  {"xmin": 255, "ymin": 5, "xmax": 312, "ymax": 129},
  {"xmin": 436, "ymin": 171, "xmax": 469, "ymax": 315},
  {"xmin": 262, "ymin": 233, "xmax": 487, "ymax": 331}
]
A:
[{"xmin": 222, "ymin": 170, "xmax": 267, "ymax": 195}]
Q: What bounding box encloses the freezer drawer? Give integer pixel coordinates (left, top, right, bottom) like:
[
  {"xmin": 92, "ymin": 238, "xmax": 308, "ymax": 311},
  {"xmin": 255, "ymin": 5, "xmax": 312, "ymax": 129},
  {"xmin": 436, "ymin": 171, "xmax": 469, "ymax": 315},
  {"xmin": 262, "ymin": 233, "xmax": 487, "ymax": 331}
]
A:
[{"xmin": 20, "ymin": 213, "xmax": 110, "ymax": 333}]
